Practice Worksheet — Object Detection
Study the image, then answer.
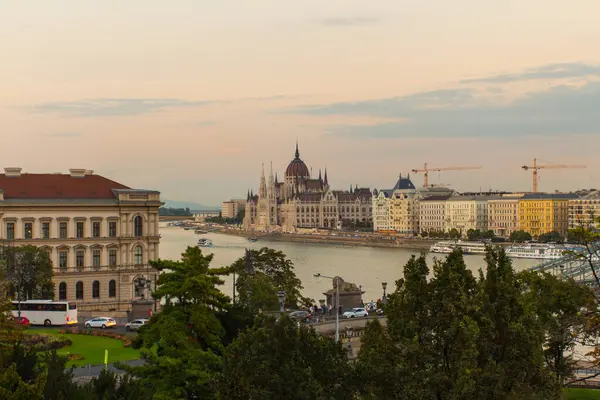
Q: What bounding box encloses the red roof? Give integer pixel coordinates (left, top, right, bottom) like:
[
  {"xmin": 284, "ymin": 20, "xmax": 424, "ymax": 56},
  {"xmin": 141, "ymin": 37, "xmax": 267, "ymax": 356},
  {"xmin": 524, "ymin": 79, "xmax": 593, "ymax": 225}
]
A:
[{"xmin": 0, "ymin": 173, "xmax": 130, "ymax": 199}]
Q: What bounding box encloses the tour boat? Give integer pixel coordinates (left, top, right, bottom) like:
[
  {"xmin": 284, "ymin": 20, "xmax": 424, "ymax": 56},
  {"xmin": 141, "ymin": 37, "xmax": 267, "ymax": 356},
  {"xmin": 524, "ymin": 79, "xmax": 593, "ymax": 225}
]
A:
[
  {"xmin": 505, "ymin": 243, "xmax": 581, "ymax": 260},
  {"xmin": 197, "ymin": 238, "xmax": 213, "ymax": 247},
  {"xmin": 429, "ymin": 241, "xmax": 488, "ymax": 255},
  {"xmin": 248, "ymin": 237, "xmax": 258, "ymax": 242}
]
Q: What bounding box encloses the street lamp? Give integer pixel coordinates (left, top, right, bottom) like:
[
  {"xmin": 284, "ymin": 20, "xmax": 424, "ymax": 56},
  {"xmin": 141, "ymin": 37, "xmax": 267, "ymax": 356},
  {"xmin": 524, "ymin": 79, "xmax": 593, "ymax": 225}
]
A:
[
  {"xmin": 314, "ymin": 273, "xmax": 340, "ymax": 342},
  {"xmin": 381, "ymin": 281, "xmax": 388, "ymax": 305},
  {"xmin": 277, "ymin": 291, "xmax": 286, "ymax": 315}
]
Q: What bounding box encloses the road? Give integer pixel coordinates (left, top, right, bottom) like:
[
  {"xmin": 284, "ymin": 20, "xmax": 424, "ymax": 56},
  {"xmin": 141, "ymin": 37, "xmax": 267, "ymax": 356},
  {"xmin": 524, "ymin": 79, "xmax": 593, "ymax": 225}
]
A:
[{"xmin": 312, "ymin": 315, "xmax": 387, "ymax": 334}]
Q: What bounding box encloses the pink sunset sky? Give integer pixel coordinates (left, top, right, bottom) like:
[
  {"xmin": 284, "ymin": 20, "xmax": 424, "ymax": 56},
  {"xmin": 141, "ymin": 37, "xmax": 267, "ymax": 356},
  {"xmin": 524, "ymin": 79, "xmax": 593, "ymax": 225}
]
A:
[{"xmin": 1, "ymin": 0, "xmax": 599, "ymax": 206}]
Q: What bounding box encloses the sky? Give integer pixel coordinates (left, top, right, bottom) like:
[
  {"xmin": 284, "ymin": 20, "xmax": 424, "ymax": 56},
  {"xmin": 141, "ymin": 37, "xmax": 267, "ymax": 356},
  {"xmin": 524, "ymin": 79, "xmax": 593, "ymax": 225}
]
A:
[{"xmin": 1, "ymin": 0, "xmax": 599, "ymax": 206}]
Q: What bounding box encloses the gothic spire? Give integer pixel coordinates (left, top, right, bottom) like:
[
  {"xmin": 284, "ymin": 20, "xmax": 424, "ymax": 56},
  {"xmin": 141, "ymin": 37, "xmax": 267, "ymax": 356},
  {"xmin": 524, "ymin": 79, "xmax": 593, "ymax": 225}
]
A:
[
  {"xmin": 295, "ymin": 140, "xmax": 300, "ymax": 159},
  {"xmin": 318, "ymin": 169, "xmax": 322, "ymax": 180},
  {"xmin": 324, "ymin": 167, "xmax": 328, "ymax": 186},
  {"xmin": 275, "ymin": 173, "xmax": 278, "ymax": 183}
]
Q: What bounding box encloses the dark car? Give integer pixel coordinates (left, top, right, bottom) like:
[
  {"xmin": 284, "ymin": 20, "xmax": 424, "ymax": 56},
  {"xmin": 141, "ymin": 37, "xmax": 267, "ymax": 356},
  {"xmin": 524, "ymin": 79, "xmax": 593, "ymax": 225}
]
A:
[{"xmin": 288, "ymin": 310, "xmax": 312, "ymax": 323}]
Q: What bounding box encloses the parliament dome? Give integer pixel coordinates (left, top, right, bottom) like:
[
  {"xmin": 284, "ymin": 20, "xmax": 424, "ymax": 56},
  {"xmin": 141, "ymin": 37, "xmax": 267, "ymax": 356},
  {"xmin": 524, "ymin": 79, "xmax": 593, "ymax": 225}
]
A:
[{"xmin": 285, "ymin": 143, "xmax": 310, "ymax": 178}]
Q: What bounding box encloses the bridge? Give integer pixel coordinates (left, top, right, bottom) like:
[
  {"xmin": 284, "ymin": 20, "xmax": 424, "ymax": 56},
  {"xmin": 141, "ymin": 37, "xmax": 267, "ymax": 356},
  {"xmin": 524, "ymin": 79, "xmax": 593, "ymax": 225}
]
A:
[{"xmin": 528, "ymin": 242, "xmax": 600, "ymax": 287}]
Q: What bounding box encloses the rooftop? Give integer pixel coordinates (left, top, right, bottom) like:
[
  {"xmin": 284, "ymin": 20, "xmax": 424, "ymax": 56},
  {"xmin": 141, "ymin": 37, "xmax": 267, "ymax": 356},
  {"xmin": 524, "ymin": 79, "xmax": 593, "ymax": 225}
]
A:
[
  {"xmin": 521, "ymin": 193, "xmax": 579, "ymax": 200},
  {"xmin": 0, "ymin": 168, "xmax": 153, "ymax": 200}
]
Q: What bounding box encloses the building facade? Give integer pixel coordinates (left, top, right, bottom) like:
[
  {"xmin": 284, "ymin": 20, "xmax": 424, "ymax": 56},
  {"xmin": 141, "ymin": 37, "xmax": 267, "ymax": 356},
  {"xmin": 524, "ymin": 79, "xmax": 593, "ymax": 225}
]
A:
[
  {"xmin": 518, "ymin": 193, "xmax": 576, "ymax": 237},
  {"xmin": 419, "ymin": 196, "xmax": 452, "ymax": 234},
  {"xmin": 243, "ymin": 144, "xmax": 372, "ymax": 232},
  {"xmin": 487, "ymin": 196, "xmax": 522, "ymax": 238},
  {"xmin": 569, "ymin": 190, "xmax": 600, "ymax": 230},
  {"xmin": 221, "ymin": 199, "xmax": 245, "ymax": 219},
  {"xmin": 0, "ymin": 168, "xmax": 162, "ymax": 313},
  {"xmin": 444, "ymin": 196, "xmax": 490, "ymax": 235}
]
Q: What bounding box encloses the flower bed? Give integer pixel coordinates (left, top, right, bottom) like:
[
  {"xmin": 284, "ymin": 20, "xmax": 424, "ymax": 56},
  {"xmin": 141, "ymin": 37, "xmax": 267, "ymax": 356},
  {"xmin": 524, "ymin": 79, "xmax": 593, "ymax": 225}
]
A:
[{"xmin": 59, "ymin": 329, "xmax": 132, "ymax": 348}]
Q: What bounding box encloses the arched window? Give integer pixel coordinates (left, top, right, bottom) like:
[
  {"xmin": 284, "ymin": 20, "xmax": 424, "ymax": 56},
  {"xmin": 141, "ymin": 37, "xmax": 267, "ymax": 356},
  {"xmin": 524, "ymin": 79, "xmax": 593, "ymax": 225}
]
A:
[
  {"xmin": 108, "ymin": 280, "xmax": 116, "ymax": 298},
  {"xmin": 92, "ymin": 281, "xmax": 100, "ymax": 298},
  {"xmin": 134, "ymin": 216, "xmax": 143, "ymax": 237},
  {"xmin": 134, "ymin": 246, "xmax": 143, "ymax": 265},
  {"xmin": 76, "ymin": 281, "xmax": 84, "ymax": 300},
  {"xmin": 58, "ymin": 282, "xmax": 67, "ymax": 300}
]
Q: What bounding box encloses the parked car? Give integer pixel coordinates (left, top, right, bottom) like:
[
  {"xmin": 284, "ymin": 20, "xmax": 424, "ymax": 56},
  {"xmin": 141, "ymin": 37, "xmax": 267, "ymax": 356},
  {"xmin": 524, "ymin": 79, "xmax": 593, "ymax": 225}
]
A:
[
  {"xmin": 85, "ymin": 317, "xmax": 116, "ymax": 329},
  {"xmin": 125, "ymin": 319, "xmax": 149, "ymax": 331},
  {"xmin": 288, "ymin": 310, "xmax": 312, "ymax": 323},
  {"xmin": 343, "ymin": 308, "xmax": 369, "ymax": 318},
  {"xmin": 14, "ymin": 316, "xmax": 30, "ymax": 326}
]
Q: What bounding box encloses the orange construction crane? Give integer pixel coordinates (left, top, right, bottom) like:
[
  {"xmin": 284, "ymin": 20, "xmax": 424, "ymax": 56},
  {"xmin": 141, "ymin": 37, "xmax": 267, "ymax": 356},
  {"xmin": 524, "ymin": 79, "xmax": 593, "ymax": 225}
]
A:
[
  {"xmin": 411, "ymin": 163, "xmax": 482, "ymax": 187},
  {"xmin": 521, "ymin": 158, "xmax": 586, "ymax": 193}
]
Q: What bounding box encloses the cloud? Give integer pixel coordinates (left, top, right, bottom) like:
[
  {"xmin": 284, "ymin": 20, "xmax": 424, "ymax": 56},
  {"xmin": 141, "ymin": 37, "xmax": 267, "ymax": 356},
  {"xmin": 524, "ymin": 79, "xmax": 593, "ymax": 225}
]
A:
[
  {"xmin": 28, "ymin": 98, "xmax": 216, "ymax": 117},
  {"xmin": 292, "ymin": 82, "xmax": 600, "ymax": 139},
  {"xmin": 195, "ymin": 121, "xmax": 216, "ymax": 127},
  {"xmin": 42, "ymin": 132, "xmax": 81, "ymax": 137},
  {"xmin": 461, "ymin": 62, "xmax": 600, "ymax": 84},
  {"xmin": 318, "ymin": 17, "xmax": 381, "ymax": 27},
  {"xmin": 26, "ymin": 95, "xmax": 299, "ymax": 118}
]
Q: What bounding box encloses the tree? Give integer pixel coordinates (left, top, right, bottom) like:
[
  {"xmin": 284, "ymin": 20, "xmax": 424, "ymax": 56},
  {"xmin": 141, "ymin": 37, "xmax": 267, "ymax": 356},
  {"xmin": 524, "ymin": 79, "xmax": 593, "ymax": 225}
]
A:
[
  {"xmin": 448, "ymin": 228, "xmax": 460, "ymax": 239},
  {"xmin": 126, "ymin": 246, "xmax": 232, "ymax": 399},
  {"xmin": 538, "ymin": 231, "xmax": 564, "ymax": 243},
  {"xmin": 2, "ymin": 245, "xmax": 54, "ymax": 301},
  {"xmin": 230, "ymin": 247, "xmax": 310, "ymax": 311},
  {"xmin": 509, "ymin": 230, "xmax": 533, "ymax": 242},
  {"xmin": 216, "ymin": 315, "xmax": 352, "ymax": 399},
  {"xmin": 467, "ymin": 229, "xmax": 481, "ymax": 241}
]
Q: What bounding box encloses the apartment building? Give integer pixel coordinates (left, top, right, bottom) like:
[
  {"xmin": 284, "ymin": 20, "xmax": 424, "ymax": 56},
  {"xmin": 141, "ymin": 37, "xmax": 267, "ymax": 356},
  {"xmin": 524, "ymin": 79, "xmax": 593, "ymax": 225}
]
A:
[
  {"xmin": 569, "ymin": 191, "xmax": 600, "ymax": 230},
  {"xmin": 0, "ymin": 168, "xmax": 162, "ymax": 313},
  {"xmin": 445, "ymin": 196, "xmax": 491, "ymax": 236},
  {"xmin": 487, "ymin": 195, "xmax": 523, "ymax": 237},
  {"xmin": 518, "ymin": 193, "xmax": 576, "ymax": 237},
  {"xmin": 221, "ymin": 199, "xmax": 246, "ymax": 219},
  {"xmin": 419, "ymin": 196, "xmax": 452, "ymax": 234}
]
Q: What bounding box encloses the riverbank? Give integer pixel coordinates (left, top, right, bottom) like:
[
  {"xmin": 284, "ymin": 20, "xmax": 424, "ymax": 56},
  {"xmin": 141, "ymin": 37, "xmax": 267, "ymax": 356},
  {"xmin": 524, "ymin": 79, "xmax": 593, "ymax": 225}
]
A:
[{"xmin": 217, "ymin": 228, "xmax": 437, "ymax": 250}]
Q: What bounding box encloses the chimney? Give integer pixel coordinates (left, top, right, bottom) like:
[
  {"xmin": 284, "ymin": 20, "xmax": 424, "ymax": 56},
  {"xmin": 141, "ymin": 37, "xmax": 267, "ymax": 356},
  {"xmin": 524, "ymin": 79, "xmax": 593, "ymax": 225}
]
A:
[
  {"xmin": 69, "ymin": 168, "xmax": 87, "ymax": 178},
  {"xmin": 4, "ymin": 167, "xmax": 22, "ymax": 177}
]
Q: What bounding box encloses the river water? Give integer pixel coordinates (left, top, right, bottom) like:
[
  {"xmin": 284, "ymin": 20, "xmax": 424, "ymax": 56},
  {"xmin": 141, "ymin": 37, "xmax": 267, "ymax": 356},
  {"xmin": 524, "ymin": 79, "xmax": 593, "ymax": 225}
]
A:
[{"xmin": 158, "ymin": 225, "xmax": 540, "ymax": 303}]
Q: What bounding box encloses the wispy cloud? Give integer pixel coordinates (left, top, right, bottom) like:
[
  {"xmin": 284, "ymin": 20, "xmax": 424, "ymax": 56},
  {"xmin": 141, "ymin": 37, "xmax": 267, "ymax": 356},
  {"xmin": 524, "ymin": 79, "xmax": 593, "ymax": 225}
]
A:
[
  {"xmin": 291, "ymin": 82, "xmax": 600, "ymax": 139},
  {"xmin": 42, "ymin": 132, "xmax": 81, "ymax": 137},
  {"xmin": 318, "ymin": 17, "xmax": 381, "ymax": 27},
  {"xmin": 461, "ymin": 62, "xmax": 600, "ymax": 84},
  {"xmin": 28, "ymin": 98, "xmax": 216, "ymax": 117}
]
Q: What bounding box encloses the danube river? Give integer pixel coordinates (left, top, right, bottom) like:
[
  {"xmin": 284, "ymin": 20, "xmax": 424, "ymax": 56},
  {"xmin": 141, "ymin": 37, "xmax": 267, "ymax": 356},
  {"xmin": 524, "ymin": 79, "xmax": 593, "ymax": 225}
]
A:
[{"xmin": 159, "ymin": 226, "xmax": 540, "ymax": 303}]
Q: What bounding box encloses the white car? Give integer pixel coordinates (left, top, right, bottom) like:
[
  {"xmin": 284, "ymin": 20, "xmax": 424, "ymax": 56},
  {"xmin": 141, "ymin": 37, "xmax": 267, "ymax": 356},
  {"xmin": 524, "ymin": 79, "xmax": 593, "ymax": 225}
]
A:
[
  {"xmin": 84, "ymin": 317, "xmax": 116, "ymax": 329},
  {"xmin": 125, "ymin": 319, "xmax": 149, "ymax": 331},
  {"xmin": 343, "ymin": 308, "xmax": 369, "ymax": 318}
]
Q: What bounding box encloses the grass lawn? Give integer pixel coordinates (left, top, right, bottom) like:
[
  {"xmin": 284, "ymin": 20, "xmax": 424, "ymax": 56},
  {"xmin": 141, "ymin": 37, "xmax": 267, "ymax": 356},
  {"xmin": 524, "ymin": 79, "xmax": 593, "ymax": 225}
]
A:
[
  {"xmin": 563, "ymin": 388, "xmax": 600, "ymax": 399},
  {"xmin": 25, "ymin": 328, "xmax": 141, "ymax": 367}
]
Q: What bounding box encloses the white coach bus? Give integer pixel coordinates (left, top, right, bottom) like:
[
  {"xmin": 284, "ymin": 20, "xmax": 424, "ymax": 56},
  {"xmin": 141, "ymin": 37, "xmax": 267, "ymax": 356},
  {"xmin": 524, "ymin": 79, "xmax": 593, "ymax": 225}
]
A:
[{"xmin": 11, "ymin": 300, "xmax": 78, "ymax": 326}]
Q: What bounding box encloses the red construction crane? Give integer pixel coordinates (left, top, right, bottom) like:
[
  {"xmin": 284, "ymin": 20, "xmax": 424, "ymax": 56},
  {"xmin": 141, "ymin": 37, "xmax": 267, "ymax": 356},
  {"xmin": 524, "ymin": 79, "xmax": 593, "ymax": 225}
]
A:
[
  {"xmin": 411, "ymin": 163, "xmax": 482, "ymax": 187},
  {"xmin": 521, "ymin": 158, "xmax": 586, "ymax": 193}
]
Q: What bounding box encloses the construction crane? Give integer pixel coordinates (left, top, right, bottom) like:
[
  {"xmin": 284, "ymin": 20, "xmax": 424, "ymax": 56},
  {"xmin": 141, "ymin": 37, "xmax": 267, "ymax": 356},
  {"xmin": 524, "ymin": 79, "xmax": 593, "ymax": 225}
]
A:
[
  {"xmin": 411, "ymin": 163, "xmax": 482, "ymax": 187},
  {"xmin": 521, "ymin": 158, "xmax": 586, "ymax": 193}
]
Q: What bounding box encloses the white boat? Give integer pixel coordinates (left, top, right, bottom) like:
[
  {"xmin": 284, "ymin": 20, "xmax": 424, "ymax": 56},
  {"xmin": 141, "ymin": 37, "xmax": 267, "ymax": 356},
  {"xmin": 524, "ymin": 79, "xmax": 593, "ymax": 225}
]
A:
[
  {"xmin": 505, "ymin": 243, "xmax": 580, "ymax": 260},
  {"xmin": 429, "ymin": 241, "xmax": 488, "ymax": 255},
  {"xmin": 197, "ymin": 238, "xmax": 213, "ymax": 247}
]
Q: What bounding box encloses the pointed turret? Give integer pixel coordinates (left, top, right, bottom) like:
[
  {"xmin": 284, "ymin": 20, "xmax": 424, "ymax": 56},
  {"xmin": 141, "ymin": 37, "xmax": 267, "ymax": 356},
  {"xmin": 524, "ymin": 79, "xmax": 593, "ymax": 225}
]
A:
[
  {"xmin": 275, "ymin": 173, "xmax": 278, "ymax": 184},
  {"xmin": 349, "ymin": 185, "xmax": 353, "ymax": 194},
  {"xmin": 267, "ymin": 161, "xmax": 275, "ymax": 199},
  {"xmin": 295, "ymin": 140, "xmax": 300, "ymax": 159},
  {"xmin": 324, "ymin": 168, "xmax": 328, "ymax": 186},
  {"xmin": 259, "ymin": 163, "xmax": 267, "ymax": 198},
  {"xmin": 318, "ymin": 169, "xmax": 322, "ymax": 180},
  {"xmin": 247, "ymin": 189, "xmax": 250, "ymax": 201}
]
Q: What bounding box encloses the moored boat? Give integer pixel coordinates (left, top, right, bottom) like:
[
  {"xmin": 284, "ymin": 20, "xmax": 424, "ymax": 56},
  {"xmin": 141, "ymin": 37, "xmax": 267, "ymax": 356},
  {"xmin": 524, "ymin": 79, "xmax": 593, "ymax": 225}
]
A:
[
  {"xmin": 505, "ymin": 243, "xmax": 582, "ymax": 260},
  {"xmin": 429, "ymin": 241, "xmax": 488, "ymax": 255},
  {"xmin": 248, "ymin": 237, "xmax": 258, "ymax": 242},
  {"xmin": 197, "ymin": 238, "xmax": 213, "ymax": 247}
]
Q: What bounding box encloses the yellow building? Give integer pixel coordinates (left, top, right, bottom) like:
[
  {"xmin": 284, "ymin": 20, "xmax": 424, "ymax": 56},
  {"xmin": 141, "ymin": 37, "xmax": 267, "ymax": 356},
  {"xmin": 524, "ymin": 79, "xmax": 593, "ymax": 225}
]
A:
[{"xmin": 517, "ymin": 193, "xmax": 577, "ymax": 238}]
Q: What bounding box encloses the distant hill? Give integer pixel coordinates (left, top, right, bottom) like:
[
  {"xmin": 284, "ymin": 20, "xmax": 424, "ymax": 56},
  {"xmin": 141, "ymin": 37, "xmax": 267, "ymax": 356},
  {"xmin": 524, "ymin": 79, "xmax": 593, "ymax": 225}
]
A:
[{"xmin": 163, "ymin": 199, "xmax": 219, "ymax": 211}]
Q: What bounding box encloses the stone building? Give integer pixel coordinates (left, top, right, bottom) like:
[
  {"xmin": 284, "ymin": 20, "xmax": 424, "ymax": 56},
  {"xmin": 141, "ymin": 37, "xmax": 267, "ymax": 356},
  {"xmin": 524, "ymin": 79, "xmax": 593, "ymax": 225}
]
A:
[
  {"xmin": 518, "ymin": 193, "xmax": 577, "ymax": 237},
  {"xmin": 487, "ymin": 195, "xmax": 522, "ymax": 237},
  {"xmin": 569, "ymin": 190, "xmax": 600, "ymax": 230},
  {"xmin": 0, "ymin": 168, "xmax": 162, "ymax": 313},
  {"xmin": 243, "ymin": 144, "xmax": 372, "ymax": 232},
  {"xmin": 444, "ymin": 196, "xmax": 492, "ymax": 235},
  {"xmin": 418, "ymin": 195, "xmax": 453, "ymax": 234}
]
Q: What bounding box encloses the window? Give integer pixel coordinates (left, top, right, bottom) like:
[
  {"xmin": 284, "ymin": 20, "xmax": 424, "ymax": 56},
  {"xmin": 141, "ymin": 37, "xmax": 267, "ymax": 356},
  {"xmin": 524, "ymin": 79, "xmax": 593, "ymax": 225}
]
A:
[
  {"xmin": 134, "ymin": 246, "xmax": 143, "ymax": 265},
  {"xmin": 109, "ymin": 221, "xmax": 117, "ymax": 237},
  {"xmin": 108, "ymin": 280, "xmax": 116, "ymax": 298},
  {"xmin": 76, "ymin": 250, "xmax": 84, "ymax": 268},
  {"xmin": 109, "ymin": 249, "xmax": 117, "ymax": 266},
  {"xmin": 59, "ymin": 282, "xmax": 67, "ymax": 300},
  {"xmin": 134, "ymin": 216, "xmax": 143, "ymax": 237},
  {"xmin": 76, "ymin": 222, "xmax": 84, "ymax": 238},
  {"xmin": 59, "ymin": 251, "xmax": 68, "ymax": 269},
  {"xmin": 92, "ymin": 221, "xmax": 101, "ymax": 238},
  {"xmin": 6, "ymin": 223, "xmax": 14, "ymax": 240},
  {"xmin": 92, "ymin": 249, "xmax": 101, "ymax": 268},
  {"xmin": 24, "ymin": 222, "xmax": 33, "ymax": 239},
  {"xmin": 59, "ymin": 222, "xmax": 67, "ymax": 239},
  {"xmin": 75, "ymin": 282, "xmax": 83, "ymax": 300},
  {"xmin": 42, "ymin": 222, "xmax": 50, "ymax": 239},
  {"xmin": 92, "ymin": 281, "xmax": 100, "ymax": 298}
]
